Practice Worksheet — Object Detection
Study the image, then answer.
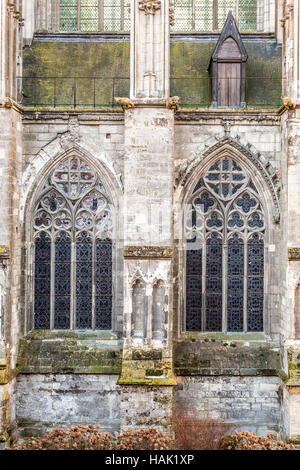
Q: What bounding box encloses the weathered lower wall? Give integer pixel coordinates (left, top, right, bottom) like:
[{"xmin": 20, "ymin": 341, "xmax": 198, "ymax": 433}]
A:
[
  {"xmin": 174, "ymin": 376, "xmax": 281, "ymax": 436},
  {"xmin": 0, "ymin": 384, "xmax": 4, "ymax": 447},
  {"xmin": 120, "ymin": 386, "xmax": 173, "ymax": 431},
  {"xmin": 16, "ymin": 374, "xmax": 121, "ymax": 438},
  {"xmin": 282, "ymin": 386, "xmax": 300, "ymax": 440}
]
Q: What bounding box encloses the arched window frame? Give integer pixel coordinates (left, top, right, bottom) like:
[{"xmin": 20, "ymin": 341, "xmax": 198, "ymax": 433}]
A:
[
  {"xmin": 176, "ymin": 144, "xmax": 277, "ymax": 337},
  {"xmin": 24, "ymin": 148, "xmax": 123, "ymax": 333}
]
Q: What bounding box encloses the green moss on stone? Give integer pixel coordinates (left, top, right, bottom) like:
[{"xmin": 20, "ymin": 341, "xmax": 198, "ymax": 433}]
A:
[
  {"xmin": 17, "ymin": 332, "xmax": 122, "ymax": 374},
  {"xmin": 285, "ymin": 349, "xmax": 300, "ymax": 385},
  {"xmin": 22, "ymin": 38, "xmax": 282, "ymax": 109},
  {"xmin": 173, "ymin": 337, "xmax": 281, "ymax": 376},
  {"xmin": 170, "ymin": 39, "xmax": 282, "ymax": 109},
  {"xmin": 22, "ymin": 40, "xmax": 130, "ymax": 107},
  {"xmin": 145, "ymin": 369, "xmax": 163, "ymax": 377}
]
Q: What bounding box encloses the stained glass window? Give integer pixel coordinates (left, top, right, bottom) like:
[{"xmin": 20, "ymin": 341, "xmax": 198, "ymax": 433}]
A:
[
  {"xmin": 59, "ymin": 0, "xmax": 264, "ymax": 33},
  {"xmin": 185, "ymin": 157, "xmax": 264, "ymax": 332},
  {"xmin": 172, "ymin": 0, "xmax": 258, "ymax": 32},
  {"xmin": 59, "ymin": 0, "xmax": 130, "ymax": 32},
  {"xmin": 33, "ymin": 155, "xmax": 113, "ymax": 330}
]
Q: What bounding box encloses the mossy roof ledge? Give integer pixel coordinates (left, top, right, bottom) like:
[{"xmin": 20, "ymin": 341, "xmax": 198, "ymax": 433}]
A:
[
  {"xmin": 24, "ymin": 329, "xmax": 120, "ymax": 341},
  {"xmin": 178, "ymin": 331, "xmax": 279, "ymax": 345}
]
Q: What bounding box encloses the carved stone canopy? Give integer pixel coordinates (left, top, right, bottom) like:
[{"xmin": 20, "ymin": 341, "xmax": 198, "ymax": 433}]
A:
[{"xmin": 138, "ymin": 0, "xmax": 161, "ymax": 14}]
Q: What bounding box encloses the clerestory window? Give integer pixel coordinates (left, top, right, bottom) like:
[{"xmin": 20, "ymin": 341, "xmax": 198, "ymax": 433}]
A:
[
  {"xmin": 33, "ymin": 155, "xmax": 113, "ymax": 330},
  {"xmin": 58, "ymin": 0, "xmax": 266, "ymax": 33},
  {"xmin": 59, "ymin": 0, "xmax": 130, "ymax": 32},
  {"xmin": 185, "ymin": 157, "xmax": 265, "ymax": 333},
  {"xmin": 172, "ymin": 0, "xmax": 259, "ymax": 33}
]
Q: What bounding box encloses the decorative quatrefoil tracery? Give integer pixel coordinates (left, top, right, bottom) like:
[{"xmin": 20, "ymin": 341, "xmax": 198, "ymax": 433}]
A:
[{"xmin": 34, "ymin": 156, "xmax": 113, "ymax": 240}]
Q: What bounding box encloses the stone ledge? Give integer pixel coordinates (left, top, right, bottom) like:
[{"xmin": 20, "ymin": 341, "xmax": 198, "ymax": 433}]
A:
[
  {"xmin": 173, "ymin": 334, "xmax": 281, "ymax": 376},
  {"xmin": 288, "ymin": 247, "xmax": 300, "ymax": 260},
  {"xmin": 124, "ymin": 246, "xmax": 173, "ymax": 259},
  {"xmin": 0, "ymin": 245, "xmax": 9, "ymax": 259},
  {"xmin": 17, "ymin": 331, "xmax": 123, "ymax": 375},
  {"xmin": 285, "ymin": 348, "xmax": 300, "ymax": 386}
]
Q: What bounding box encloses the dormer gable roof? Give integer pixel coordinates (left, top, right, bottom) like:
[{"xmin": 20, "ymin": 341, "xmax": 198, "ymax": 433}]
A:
[{"xmin": 211, "ymin": 11, "xmax": 248, "ymax": 62}]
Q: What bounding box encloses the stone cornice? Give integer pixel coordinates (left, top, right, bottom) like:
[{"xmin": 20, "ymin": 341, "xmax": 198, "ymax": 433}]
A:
[
  {"xmin": 288, "ymin": 248, "xmax": 300, "ymax": 260},
  {"xmin": 124, "ymin": 246, "xmax": 173, "ymax": 259},
  {"xmin": 0, "ymin": 245, "xmax": 9, "ymax": 259}
]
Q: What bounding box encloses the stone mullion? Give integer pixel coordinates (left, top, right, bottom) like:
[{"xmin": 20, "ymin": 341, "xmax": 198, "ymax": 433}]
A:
[
  {"xmin": 78, "ymin": 0, "xmax": 81, "ymax": 31},
  {"xmin": 213, "ymin": 0, "xmax": 218, "ymax": 31},
  {"xmin": 235, "ymin": 0, "xmax": 239, "ymax": 28},
  {"xmin": 50, "ymin": 233, "xmax": 55, "ymax": 330},
  {"xmin": 70, "ymin": 240, "xmax": 76, "ymax": 330},
  {"xmin": 202, "ymin": 236, "xmax": 206, "ymax": 331},
  {"xmin": 243, "ymin": 232, "xmax": 248, "ymax": 333},
  {"xmin": 99, "ymin": 0, "xmax": 104, "ymax": 31},
  {"xmin": 191, "ymin": 0, "xmax": 195, "ymax": 31},
  {"xmin": 120, "ymin": 0, "xmax": 125, "ymax": 31},
  {"xmin": 92, "ymin": 233, "xmax": 96, "ymax": 330},
  {"xmin": 222, "ymin": 230, "xmax": 227, "ymax": 333}
]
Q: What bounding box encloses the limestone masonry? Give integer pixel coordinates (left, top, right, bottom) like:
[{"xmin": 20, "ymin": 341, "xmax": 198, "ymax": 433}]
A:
[{"xmin": 0, "ymin": 0, "xmax": 300, "ymax": 447}]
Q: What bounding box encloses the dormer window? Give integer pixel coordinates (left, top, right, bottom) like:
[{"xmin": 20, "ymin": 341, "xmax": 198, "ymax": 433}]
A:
[{"xmin": 209, "ymin": 12, "xmax": 248, "ymax": 108}]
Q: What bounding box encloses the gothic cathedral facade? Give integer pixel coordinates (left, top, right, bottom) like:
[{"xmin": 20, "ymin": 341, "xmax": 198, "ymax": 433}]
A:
[{"xmin": 0, "ymin": 0, "xmax": 300, "ymax": 445}]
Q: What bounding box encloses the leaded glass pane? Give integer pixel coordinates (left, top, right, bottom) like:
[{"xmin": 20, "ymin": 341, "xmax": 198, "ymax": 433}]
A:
[
  {"xmin": 60, "ymin": 0, "xmax": 78, "ymax": 31},
  {"xmin": 173, "ymin": 0, "xmax": 193, "ymax": 31},
  {"xmin": 186, "ymin": 242, "xmax": 202, "ymax": 331},
  {"xmin": 95, "ymin": 239, "xmax": 112, "ymax": 329},
  {"xmin": 54, "ymin": 233, "xmax": 71, "ymax": 329},
  {"xmin": 238, "ymin": 0, "xmax": 257, "ymax": 31},
  {"xmin": 218, "ymin": 0, "xmax": 236, "ymax": 30},
  {"xmin": 205, "ymin": 234, "xmax": 222, "ymax": 331},
  {"xmin": 194, "ymin": 0, "xmax": 213, "ymax": 31},
  {"xmin": 34, "ymin": 232, "xmax": 51, "ymax": 329},
  {"xmin": 76, "ymin": 232, "xmax": 93, "ymax": 329},
  {"xmin": 247, "ymin": 234, "xmax": 264, "ymax": 331},
  {"xmin": 227, "ymin": 234, "xmax": 244, "ymax": 331},
  {"xmin": 80, "ymin": 0, "xmax": 99, "ymax": 31}
]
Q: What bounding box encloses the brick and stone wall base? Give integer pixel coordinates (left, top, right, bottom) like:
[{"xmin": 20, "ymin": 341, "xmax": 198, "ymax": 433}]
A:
[
  {"xmin": 15, "ymin": 374, "xmax": 121, "ymax": 439},
  {"xmin": 174, "ymin": 376, "xmax": 281, "ymax": 436},
  {"xmin": 120, "ymin": 385, "xmax": 173, "ymax": 431},
  {"xmin": 0, "ymin": 385, "xmax": 4, "ymax": 448}
]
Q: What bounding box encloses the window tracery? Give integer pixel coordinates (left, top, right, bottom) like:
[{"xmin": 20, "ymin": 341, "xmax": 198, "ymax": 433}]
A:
[
  {"xmin": 185, "ymin": 156, "xmax": 265, "ymax": 332},
  {"xmin": 33, "ymin": 155, "xmax": 113, "ymax": 330}
]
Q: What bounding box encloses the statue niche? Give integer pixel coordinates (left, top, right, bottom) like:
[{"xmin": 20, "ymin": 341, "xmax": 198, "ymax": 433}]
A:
[
  {"xmin": 132, "ymin": 280, "xmax": 146, "ymax": 340},
  {"xmin": 152, "ymin": 280, "xmax": 166, "ymax": 341}
]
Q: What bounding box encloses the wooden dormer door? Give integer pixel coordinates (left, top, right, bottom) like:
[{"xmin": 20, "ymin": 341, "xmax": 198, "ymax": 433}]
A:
[{"xmin": 218, "ymin": 61, "xmax": 241, "ymax": 107}]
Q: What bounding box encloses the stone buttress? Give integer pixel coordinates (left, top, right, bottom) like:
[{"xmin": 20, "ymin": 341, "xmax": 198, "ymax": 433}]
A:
[{"xmin": 118, "ymin": 0, "xmax": 176, "ymax": 430}]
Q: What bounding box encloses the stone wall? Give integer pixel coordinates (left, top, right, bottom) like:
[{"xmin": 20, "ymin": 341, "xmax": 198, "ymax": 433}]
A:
[
  {"xmin": 174, "ymin": 376, "xmax": 281, "ymax": 435},
  {"xmin": 16, "ymin": 374, "xmax": 121, "ymax": 438}
]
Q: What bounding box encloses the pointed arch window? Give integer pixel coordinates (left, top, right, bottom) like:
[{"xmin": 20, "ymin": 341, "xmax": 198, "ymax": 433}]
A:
[
  {"xmin": 33, "ymin": 155, "xmax": 113, "ymax": 330},
  {"xmin": 185, "ymin": 156, "xmax": 265, "ymax": 332}
]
